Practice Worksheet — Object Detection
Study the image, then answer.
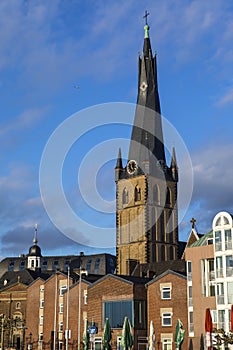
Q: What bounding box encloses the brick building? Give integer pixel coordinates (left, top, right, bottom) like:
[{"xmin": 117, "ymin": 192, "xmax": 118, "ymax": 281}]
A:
[{"xmin": 147, "ymin": 270, "xmax": 188, "ymax": 350}]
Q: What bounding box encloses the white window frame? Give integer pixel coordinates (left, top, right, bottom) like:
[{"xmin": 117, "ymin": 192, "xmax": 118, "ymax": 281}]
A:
[
  {"xmin": 59, "ymin": 321, "xmax": 63, "ymax": 332},
  {"xmin": 161, "ymin": 286, "xmax": 171, "ymax": 300},
  {"xmin": 162, "ymin": 338, "xmax": 172, "ymax": 350},
  {"xmin": 39, "ymin": 333, "xmax": 43, "ymax": 342},
  {"xmin": 60, "ymin": 285, "xmax": 67, "ymax": 296},
  {"xmin": 40, "ymin": 299, "xmax": 44, "ymax": 308},
  {"xmin": 162, "ymin": 312, "xmax": 172, "ymax": 326},
  {"xmin": 40, "ymin": 315, "xmax": 43, "ymax": 325},
  {"xmin": 60, "ymin": 303, "xmax": 63, "ymax": 314},
  {"xmin": 84, "ymin": 290, "xmax": 88, "ymax": 305}
]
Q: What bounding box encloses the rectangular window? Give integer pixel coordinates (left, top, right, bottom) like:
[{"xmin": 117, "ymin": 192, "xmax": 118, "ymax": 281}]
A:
[
  {"xmin": 59, "ymin": 342, "xmax": 63, "ymax": 350},
  {"xmin": 39, "ymin": 333, "xmax": 43, "ymax": 342},
  {"xmin": 60, "ymin": 303, "xmax": 63, "ymax": 314},
  {"xmin": 188, "ymin": 286, "xmax": 193, "ymax": 306},
  {"xmin": 187, "ymin": 261, "xmax": 192, "ymax": 281},
  {"xmin": 216, "ymin": 257, "xmax": 223, "ymax": 278},
  {"xmin": 8, "ymin": 260, "xmax": 15, "ymax": 271},
  {"xmin": 161, "ymin": 287, "xmax": 171, "ymax": 300},
  {"xmin": 41, "ymin": 260, "xmax": 48, "ymax": 270},
  {"xmin": 211, "ymin": 310, "xmax": 217, "ymax": 324},
  {"xmin": 162, "ymin": 313, "xmax": 172, "ymax": 326},
  {"xmin": 103, "ymin": 300, "xmax": 133, "ymax": 328},
  {"xmin": 218, "ymin": 310, "xmax": 225, "ymax": 330},
  {"xmin": 225, "ymin": 229, "xmax": 232, "ymax": 250},
  {"xmin": 215, "ymin": 230, "xmax": 222, "ymax": 251},
  {"xmin": 226, "ymin": 255, "xmax": 233, "ymax": 277},
  {"xmin": 59, "ymin": 322, "xmax": 63, "ymax": 332},
  {"xmin": 53, "ymin": 259, "xmax": 59, "ymax": 270},
  {"xmin": 40, "ymin": 316, "xmax": 43, "ymax": 325},
  {"xmin": 189, "ymin": 311, "xmax": 194, "ymax": 333},
  {"xmin": 84, "ymin": 290, "xmax": 88, "ymax": 305},
  {"xmin": 162, "ymin": 338, "xmax": 172, "ymax": 350},
  {"xmin": 227, "ymin": 282, "xmax": 233, "ymax": 304},
  {"xmin": 60, "ymin": 286, "xmax": 67, "ymax": 296},
  {"xmin": 134, "ymin": 300, "xmax": 146, "ymax": 329},
  {"xmin": 216, "ymin": 283, "xmax": 224, "ymax": 304},
  {"xmin": 40, "ymin": 299, "xmax": 44, "ymax": 308}
]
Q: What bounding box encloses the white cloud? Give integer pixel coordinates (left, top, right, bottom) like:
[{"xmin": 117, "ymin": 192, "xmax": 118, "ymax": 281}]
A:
[
  {"xmin": 217, "ymin": 88, "xmax": 233, "ymax": 106},
  {"xmin": 0, "ymin": 107, "xmax": 47, "ymax": 138}
]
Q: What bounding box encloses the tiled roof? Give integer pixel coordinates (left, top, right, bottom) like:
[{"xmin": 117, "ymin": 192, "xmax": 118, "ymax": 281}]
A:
[{"xmin": 190, "ymin": 230, "xmax": 213, "ymax": 247}]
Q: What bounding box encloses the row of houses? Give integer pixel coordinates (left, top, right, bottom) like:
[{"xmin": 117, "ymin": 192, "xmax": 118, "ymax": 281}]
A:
[{"xmin": 0, "ymin": 210, "xmax": 232, "ymax": 350}]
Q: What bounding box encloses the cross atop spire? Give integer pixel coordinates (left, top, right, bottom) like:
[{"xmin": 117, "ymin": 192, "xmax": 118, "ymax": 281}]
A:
[
  {"xmin": 190, "ymin": 217, "xmax": 196, "ymax": 229},
  {"xmin": 143, "ymin": 10, "xmax": 150, "ymax": 25}
]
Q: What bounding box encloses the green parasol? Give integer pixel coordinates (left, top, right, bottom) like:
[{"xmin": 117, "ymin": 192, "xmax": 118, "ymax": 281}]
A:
[
  {"xmin": 120, "ymin": 317, "xmax": 133, "ymax": 350},
  {"xmin": 103, "ymin": 318, "xmax": 112, "ymax": 350}
]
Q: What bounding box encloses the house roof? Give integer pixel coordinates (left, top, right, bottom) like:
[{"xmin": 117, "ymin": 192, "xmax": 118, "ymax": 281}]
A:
[
  {"xmin": 190, "ymin": 230, "xmax": 213, "ymax": 247},
  {"xmin": 146, "ymin": 269, "xmax": 186, "ymax": 287}
]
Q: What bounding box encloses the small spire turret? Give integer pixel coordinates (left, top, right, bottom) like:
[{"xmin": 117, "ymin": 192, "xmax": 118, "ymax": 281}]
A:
[
  {"xmin": 170, "ymin": 147, "xmax": 178, "ymax": 181},
  {"xmin": 115, "ymin": 148, "xmax": 123, "ymax": 182}
]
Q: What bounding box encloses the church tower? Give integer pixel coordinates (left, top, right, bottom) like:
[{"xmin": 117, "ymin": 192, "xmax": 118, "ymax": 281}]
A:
[
  {"xmin": 115, "ymin": 18, "xmax": 179, "ymax": 275},
  {"xmin": 27, "ymin": 224, "xmax": 42, "ymax": 270}
]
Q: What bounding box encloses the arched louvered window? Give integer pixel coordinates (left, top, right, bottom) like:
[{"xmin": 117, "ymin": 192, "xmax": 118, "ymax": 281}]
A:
[
  {"xmin": 122, "ymin": 187, "xmax": 128, "ymax": 204},
  {"xmin": 151, "ymin": 208, "xmax": 156, "ymax": 241},
  {"xmin": 166, "ymin": 187, "xmax": 171, "ymax": 206},
  {"xmin": 153, "ymin": 184, "xmax": 160, "ymax": 203},
  {"xmin": 134, "ymin": 185, "xmax": 141, "ymax": 202}
]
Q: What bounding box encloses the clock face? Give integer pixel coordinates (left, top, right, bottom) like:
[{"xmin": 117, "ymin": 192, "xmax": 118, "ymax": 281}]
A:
[
  {"xmin": 140, "ymin": 81, "xmax": 148, "ymax": 92},
  {"xmin": 127, "ymin": 160, "xmax": 138, "ymax": 174}
]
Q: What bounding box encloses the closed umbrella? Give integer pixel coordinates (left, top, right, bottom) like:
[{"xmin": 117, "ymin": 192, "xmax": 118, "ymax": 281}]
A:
[
  {"xmin": 205, "ymin": 308, "xmax": 213, "ymax": 350},
  {"xmin": 103, "ymin": 318, "xmax": 112, "ymax": 350},
  {"xmin": 121, "ymin": 317, "xmax": 133, "ymax": 350},
  {"xmin": 175, "ymin": 319, "xmax": 185, "ymax": 349},
  {"xmin": 149, "ymin": 320, "xmax": 155, "ymax": 350},
  {"xmin": 83, "ymin": 318, "xmax": 90, "ymax": 350}
]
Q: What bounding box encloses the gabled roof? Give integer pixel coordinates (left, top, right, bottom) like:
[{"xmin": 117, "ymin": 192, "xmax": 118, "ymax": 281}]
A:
[
  {"xmin": 146, "ymin": 269, "xmax": 186, "ymax": 287},
  {"xmin": 190, "ymin": 230, "xmax": 213, "ymax": 247},
  {"xmin": 87, "ymin": 273, "xmax": 151, "ymax": 289},
  {"xmin": 0, "ymin": 269, "xmax": 53, "ymax": 290}
]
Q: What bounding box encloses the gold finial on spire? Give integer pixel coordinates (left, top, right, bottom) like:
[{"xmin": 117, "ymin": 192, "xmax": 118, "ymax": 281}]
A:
[{"xmin": 190, "ymin": 217, "xmax": 196, "ymax": 229}]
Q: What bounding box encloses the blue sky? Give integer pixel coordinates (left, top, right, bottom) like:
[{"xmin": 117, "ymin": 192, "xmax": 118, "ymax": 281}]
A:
[{"xmin": 0, "ymin": 0, "xmax": 233, "ymax": 258}]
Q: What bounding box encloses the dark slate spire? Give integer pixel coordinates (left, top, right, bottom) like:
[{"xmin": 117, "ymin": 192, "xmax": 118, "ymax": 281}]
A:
[
  {"xmin": 115, "ymin": 148, "xmax": 123, "ymax": 169},
  {"xmin": 128, "ymin": 19, "xmax": 166, "ymax": 174},
  {"xmin": 115, "ymin": 148, "xmax": 123, "ymax": 182}
]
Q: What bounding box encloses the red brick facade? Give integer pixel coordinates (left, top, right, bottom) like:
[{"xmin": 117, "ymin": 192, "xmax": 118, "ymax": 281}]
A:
[{"xmin": 147, "ymin": 271, "xmax": 188, "ymax": 350}]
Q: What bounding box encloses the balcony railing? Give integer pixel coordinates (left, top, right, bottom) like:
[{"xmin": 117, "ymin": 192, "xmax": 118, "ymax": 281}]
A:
[
  {"xmin": 217, "ymin": 295, "xmax": 225, "ymax": 305},
  {"xmin": 216, "ymin": 268, "xmax": 223, "ymax": 278},
  {"xmin": 188, "ymin": 298, "xmax": 193, "ymax": 307},
  {"xmin": 215, "ymin": 242, "xmax": 222, "ymax": 251},
  {"xmin": 209, "ymin": 270, "xmax": 215, "ymax": 281},
  {"xmin": 225, "ymin": 241, "xmax": 232, "ymax": 250},
  {"xmin": 226, "ymin": 266, "xmax": 233, "ymax": 277}
]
